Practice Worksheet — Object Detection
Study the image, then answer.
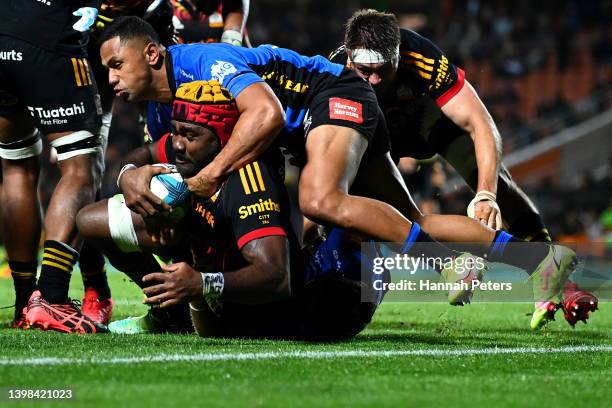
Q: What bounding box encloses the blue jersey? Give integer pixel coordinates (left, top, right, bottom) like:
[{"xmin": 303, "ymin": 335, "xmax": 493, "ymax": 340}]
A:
[
  {"xmin": 169, "ymin": 43, "xmax": 346, "ymax": 130},
  {"xmin": 147, "ymin": 42, "xmax": 347, "ymax": 142}
]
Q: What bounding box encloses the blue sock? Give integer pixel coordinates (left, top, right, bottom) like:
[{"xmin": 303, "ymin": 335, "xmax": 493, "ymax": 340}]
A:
[{"xmin": 400, "ymin": 222, "xmax": 456, "ymax": 260}]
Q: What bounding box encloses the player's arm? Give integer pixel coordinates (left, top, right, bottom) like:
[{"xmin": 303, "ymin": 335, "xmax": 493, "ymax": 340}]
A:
[
  {"xmin": 185, "ymin": 83, "xmax": 285, "ymax": 197},
  {"xmin": 221, "ymin": 0, "xmax": 249, "ymax": 46},
  {"xmin": 140, "ymin": 234, "xmax": 291, "ymax": 307},
  {"xmin": 406, "ymin": 30, "xmax": 503, "ymax": 228},
  {"xmin": 440, "ymin": 81, "xmax": 502, "ymax": 196}
]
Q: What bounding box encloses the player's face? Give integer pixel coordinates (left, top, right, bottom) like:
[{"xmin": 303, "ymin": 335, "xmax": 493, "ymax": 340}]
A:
[
  {"xmin": 348, "ymin": 58, "xmax": 398, "ymax": 94},
  {"xmin": 100, "ymin": 37, "xmax": 153, "ymax": 102},
  {"xmin": 171, "ymin": 120, "xmax": 221, "ymax": 178}
]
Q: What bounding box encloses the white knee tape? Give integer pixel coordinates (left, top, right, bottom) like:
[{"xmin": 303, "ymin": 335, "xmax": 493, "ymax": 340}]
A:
[
  {"xmin": 108, "ymin": 194, "xmax": 141, "ymax": 253},
  {"xmin": 0, "ymin": 130, "xmax": 43, "ymax": 160},
  {"xmin": 50, "ymin": 130, "xmax": 100, "ymax": 161}
]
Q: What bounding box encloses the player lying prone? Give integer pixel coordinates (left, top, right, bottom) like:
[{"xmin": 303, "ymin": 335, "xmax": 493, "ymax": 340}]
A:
[{"xmin": 76, "ymin": 81, "xmax": 384, "ymax": 340}]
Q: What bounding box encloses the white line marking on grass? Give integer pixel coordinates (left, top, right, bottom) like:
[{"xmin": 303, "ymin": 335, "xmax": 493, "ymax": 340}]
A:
[{"xmin": 1, "ymin": 345, "xmax": 611, "ymax": 366}]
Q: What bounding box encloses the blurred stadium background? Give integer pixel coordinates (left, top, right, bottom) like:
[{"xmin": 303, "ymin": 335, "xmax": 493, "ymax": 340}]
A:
[{"xmin": 24, "ymin": 0, "xmax": 612, "ymax": 250}]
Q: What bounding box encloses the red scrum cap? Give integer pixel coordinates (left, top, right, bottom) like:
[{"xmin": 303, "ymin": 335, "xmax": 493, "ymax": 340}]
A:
[{"xmin": 172, "ymin": 80, "xmax": 239, "ymax": 147}]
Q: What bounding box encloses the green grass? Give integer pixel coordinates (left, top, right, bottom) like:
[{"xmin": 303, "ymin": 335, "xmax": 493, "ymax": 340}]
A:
[{"xmin": 0, "ymin": 272, "xmax": 611, "ymax": 408}]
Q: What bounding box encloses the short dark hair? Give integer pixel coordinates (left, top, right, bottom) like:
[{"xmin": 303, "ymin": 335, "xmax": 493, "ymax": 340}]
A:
[
  {"xmin": 344, "ymin": 9, "xmax": 400, "ymax": 62},
  {"xmin": 98, "ymin": 16, "xmax": 160, "ymax": 46}
]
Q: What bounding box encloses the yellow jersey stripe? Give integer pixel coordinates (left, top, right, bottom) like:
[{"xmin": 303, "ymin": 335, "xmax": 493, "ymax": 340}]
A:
[
  {"xmin": 44, "ymin": 253, "xmax": 73, "ymax": 266},
  {"xmin": 71, "ymin": 58, "xmax": 82, "ymax": 87},
  {"xmin": 46, "ymin": 246, "xmax": 75, "ymax": 261},
  {"xmin": 408, "ymin": 67, "xmax": 432, "ymax": 80},
  {"xmin": 405, "ymin": 59, "xmax": 434, "ymax": 72},
  {"xmin": 42, "ymin": 260, "xmax": 71, "ymax": 272},
  {"xmin": 404, "ymin": 51, "xmax": 435, "ymax": 64},
  {"xmin": 82, "ymin": 58, "xmax": 92, "ymax": 85},
  {"xmin": 239, "ymin": 168, "xmax": 251, "ymax": 195},
  {"xmin": 245, "ymin": 164, "xmax": 259, "ymax": 193},
  {"xmin": 77, "ymin": 59, "xmax": 88, "ymax": 86},
  {"xmin": 252, "ymin": 162, "xmax": 266, "ymax": 192}
]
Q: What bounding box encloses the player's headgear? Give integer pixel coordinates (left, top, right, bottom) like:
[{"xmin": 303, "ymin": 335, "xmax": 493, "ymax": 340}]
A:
[{"xmin": 172, "ymin": 80, "xmax": 239, "ymax": 148}]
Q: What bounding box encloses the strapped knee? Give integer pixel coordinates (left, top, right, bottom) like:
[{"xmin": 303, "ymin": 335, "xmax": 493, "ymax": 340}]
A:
[
  {"xmin": 0, "ymin": 130, "xmax": 43, "ymax": 160},
  {"xmin": 49, "ymin": 130, "xmax": 101, "ymax": 161}
]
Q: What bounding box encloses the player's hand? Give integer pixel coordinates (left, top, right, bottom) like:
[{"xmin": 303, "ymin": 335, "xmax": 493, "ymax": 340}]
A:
[
  {"xmin": 142, "ymin": 262, "xmax": 203, "ymax": 308},
  {"xmin": 467, "ymin": 190, "xmax": 502, "ymax": 230},
  {"xmin": 473, "ymin": 200, "xmax": 502, "ymax": 230},
  {"xmin": 72, "ymin": 7, "xmax": 98, "ymax": 32},
  {"xmin": 143, "ymin": 214, "xmax": 178, "ymax": 246},
  {"xmin": 119, "ymin": 165, "xmax": 173, "ymax": 217},
  {"xmin": 185, "ymin": 173, "xmax": 220, "ymax": 198}
]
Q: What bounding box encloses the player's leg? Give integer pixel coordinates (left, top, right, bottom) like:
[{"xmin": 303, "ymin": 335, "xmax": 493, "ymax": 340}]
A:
[
  {"xmin": 77, "ymin": 197, "xmax": 193, "ymax": 333},
  {"xmin": 0, "ymin": 111, "xmax": 42, "ymax": 328},
  {"xmin": 79, "ymin": 112, "xmax": 113, "ymax": 324},
  {"xmin": 439, "ymin": 129, "xmax": 596, "ymax": 326},
  {"xmin": 7, "ymin": 41, "xmax": 108, "ymax": 333},
  {"xmin": 352, "ymin": 150, "xmax": 578, "ymax": 310},
  {"xmin": 299, "ymin": 227, "xmax": 383, "ymax": 341},
  {"xmin": 299, "ymin": 124, "xmax": 411, "ymax": 242}
]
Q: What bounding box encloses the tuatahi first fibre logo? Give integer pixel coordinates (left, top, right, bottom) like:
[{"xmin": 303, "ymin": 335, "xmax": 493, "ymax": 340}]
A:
[{"xmin": 28, "ymin": 102, "xmax": 85, "ymax": 125}]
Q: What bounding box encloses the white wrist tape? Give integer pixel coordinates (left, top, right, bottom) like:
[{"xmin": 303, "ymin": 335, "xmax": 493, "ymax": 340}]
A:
[
  {"xmin": 221, "ymin": 30, "xmax": 243, "ymax": 46},
  {"xmin": 467, "ymin": 190, "xmax": 503, "ymax": 229},
  {"xmin": 201, "ymin": 272, "xmax": 224, "ymax": 300},
  {"xmin": 117, "ymin": 163, "xmax": 137, "ymax": 189}
]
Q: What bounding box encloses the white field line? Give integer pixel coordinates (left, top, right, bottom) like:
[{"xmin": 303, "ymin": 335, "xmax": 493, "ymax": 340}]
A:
[{"xmin": 1, "ymin": 345, "xmax": 611, "ymax": 366}]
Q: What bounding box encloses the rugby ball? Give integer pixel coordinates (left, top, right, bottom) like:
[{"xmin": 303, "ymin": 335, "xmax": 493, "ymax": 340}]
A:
[{"xmin": 149, "ymin": 164, "xmax": 190, "ymax": 208}]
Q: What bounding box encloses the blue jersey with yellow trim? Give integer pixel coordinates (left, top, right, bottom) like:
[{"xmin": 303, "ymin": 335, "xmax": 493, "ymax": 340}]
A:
[
  {"xmin": 146, "ymin": 42, "xmax": 346, "ymax": 142},
  {"xmin": 170, "ymin": 43, "xmax": 345, "ymax": 131}
]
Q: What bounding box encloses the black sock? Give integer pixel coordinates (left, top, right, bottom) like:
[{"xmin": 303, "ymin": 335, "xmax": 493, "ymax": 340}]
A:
[
  {"xmin": 400, "ymin": 223, "xmax": 460, "ymax": 271},
  {"xmin": 9, "ymin": 260, "xmax": 37, "ymax": 319},
  {"xmin": 508, "ymin": 212, "xmax": 552, "ymax": 242},
  {"xmin": 79, "ymin": 243, "xmax": 111, "ymax": 300},
  {"xmin": 38, "ymin": 240, "xmax": 78, "ymax": 304},
  {"xmin": 487, "ymin": 231, "xmax": 550, "ymax": 275},
  {"xmin": 108, "ymin": 252, "xmax": 162, "ymax": 290}
]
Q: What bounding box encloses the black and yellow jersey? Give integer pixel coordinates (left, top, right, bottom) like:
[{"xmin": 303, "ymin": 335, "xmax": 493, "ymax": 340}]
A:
[
  {"xmin": 329, "ymin": 28, "xmax": 467, "ymax": 160},
  {"xmin": 0, "ymin": 0, "xmax": 100, "ymax": 56},
  {"xmin": 156, "ymin": 134, "xmax": 302, "ymax": 281},
  {"xmin": 330, "ymin": 28, "xmax": 465, "ymax": 109}
]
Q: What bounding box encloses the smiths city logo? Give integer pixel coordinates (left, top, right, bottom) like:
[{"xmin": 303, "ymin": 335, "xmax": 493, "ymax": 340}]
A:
[
  {"xmin": 210, "ymin": 61, "xmax": 237, "ymax": 83},
  {"xmin": 238, "ymin": 198, "xmax": 281, "ymax": 220},
  {"xmin": 27, "ymin": 102, "xmax": 85, "ymax": 126},
  {"xmin": 0, "ymin": 50, "xmax": 23, "ymax": 61}
]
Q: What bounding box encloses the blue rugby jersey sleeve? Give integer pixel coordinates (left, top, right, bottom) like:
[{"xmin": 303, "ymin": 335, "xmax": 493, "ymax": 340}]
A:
[{"xmin": 197, "ymin": 46, "xmax": 264, "ymax": 98}]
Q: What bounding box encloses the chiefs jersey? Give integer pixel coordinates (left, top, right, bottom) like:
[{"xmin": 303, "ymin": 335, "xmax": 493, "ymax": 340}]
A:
[
  {"xmin": 329, "ymin": 28, "xmax": 467, "ymax": 160},
  {"xmin": 156, "ymin": 134, "xmax": 303, "ymax": 283}
]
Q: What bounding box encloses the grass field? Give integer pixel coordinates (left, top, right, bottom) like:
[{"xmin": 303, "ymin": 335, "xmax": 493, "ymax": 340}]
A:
[{"xmin": 1, "ymin": 271, "xmax": 611, "ymax": 408}]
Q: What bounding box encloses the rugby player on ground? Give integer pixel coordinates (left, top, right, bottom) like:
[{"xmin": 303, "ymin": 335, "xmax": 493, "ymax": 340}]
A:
[
  {"xmin": 329, "ymin": 9, "xmax": 598, "ymax": 327},
  {"xmin": 96, "ymin": 17, "xmax": 582, "ymax": 329},
  {"xmin": 77, "ymin": 81, "xmax": 382, "ymax": 340},
  {"xmin": 75, "ymin": 0, "xmax": 249, "ymax": 325},
  {"xmin": 0, "ymin": 0, "xmax": 107, "ymax": 332}
]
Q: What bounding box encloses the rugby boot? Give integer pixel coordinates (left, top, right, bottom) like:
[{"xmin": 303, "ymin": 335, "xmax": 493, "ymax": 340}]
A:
[
  {"xmin": 529, "ymin": 245, "xmax": 579, "ymax": 330},
  {"xmin": 441, "ymin": 253, "xmax": 487, "ymax": 306},
  {"xmin": 81, "ymin": 287, "xmax": 114, "ymax": 325},
  {"xmin": 25, "ymin": 290, "xmax": 108, "ymax": 333},
  {"xmin": 559, "ymin": 281, "xmax": 598, "ymax": 327}
]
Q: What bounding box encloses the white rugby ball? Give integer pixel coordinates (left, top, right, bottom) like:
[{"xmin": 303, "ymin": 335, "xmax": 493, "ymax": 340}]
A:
[{"xmin": 149, "ymin": 165, "xmax": 190, "ymax": 208}]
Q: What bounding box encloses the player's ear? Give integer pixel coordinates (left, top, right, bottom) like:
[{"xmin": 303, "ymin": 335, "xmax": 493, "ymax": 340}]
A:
[{"xmin": 144, "ymin": 42, "xmax": 162, "ymax": 67}]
